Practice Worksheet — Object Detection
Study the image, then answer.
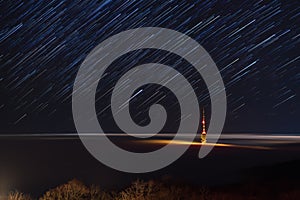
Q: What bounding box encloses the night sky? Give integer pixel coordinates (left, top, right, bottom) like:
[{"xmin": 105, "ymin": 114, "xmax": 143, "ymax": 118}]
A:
[{"xmin": 1, "ymin": 0, "xmax": 299, "ymax": 134}]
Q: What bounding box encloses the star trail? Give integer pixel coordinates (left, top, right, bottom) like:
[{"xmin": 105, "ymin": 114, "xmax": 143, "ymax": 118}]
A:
[{"xmin": 0, "ymin": 0, "xmax": 299, "ymax": 133}]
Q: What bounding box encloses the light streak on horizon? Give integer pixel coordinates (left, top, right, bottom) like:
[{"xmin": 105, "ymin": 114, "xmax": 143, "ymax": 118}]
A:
[
  {"xmin": 0, "ymin": 133, "xmax": 300, "ymax": 140},
  {"xmin": 0, "ymin": 133, "xmax": 299, "ymax": 149},
  {"xmin": 138, "ymin": 139, "xmax": 273, "ymax": 150}
]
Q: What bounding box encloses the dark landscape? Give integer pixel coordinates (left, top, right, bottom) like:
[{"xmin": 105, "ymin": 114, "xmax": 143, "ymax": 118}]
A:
[{"xmin": 0, "ymin": 134, "xmax": 300, "ymax": 199}]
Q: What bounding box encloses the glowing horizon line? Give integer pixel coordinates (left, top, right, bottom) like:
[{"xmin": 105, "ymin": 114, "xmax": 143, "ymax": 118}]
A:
[
  {"xmin": 0, "ymin": 133, "xmax": 299, "ymax": 140},
  {"xmin": 140, "ymin": 139, "xmax": 273, "ymax": 150}
]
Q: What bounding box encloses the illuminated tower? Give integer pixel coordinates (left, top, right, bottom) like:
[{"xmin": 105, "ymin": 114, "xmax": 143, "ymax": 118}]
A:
[{"xmin": 201, "ymin": 108, "xmax": 207, "ymax": 143}]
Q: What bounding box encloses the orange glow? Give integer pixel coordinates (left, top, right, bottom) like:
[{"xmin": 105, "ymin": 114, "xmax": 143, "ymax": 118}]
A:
[{"xmin": 138, "ymin": 139, "xmax": 272, "ymax": 150}]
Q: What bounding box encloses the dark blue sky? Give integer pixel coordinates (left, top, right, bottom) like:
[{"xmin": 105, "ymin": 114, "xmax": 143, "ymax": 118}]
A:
[{"xmin": 0, "ymin": 0, "xmax": 299, "ymax": 133}]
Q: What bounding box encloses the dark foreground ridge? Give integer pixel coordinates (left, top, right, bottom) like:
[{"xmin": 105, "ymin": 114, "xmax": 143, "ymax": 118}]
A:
[{"xmin": 3, "ymin": 159, "xmax": 300, "ymax": 200}]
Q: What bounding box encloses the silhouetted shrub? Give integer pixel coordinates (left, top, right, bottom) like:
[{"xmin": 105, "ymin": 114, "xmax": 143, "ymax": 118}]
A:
[
  {"xmin": 89, "ymin": 185, "xmax": 112, "ymax": 200},
  {"xmin": 8, "ymin": 191, "xmax": 32, "ymax": 200},
  {"xmin": 117, "ymin": 180, "xmax": 159, "ymax": 200},
  {"xmin": 40, "ymin": 179, "xmax": 100, "ymax": 200}
]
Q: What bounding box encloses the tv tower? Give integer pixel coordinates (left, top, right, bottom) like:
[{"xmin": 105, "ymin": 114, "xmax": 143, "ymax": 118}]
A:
[{"xmin": 201, "ymin": 108, "xmax": 207, "ymax": 143}]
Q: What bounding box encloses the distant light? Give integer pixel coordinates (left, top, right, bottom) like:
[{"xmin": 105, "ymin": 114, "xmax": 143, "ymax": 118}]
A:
[{"xmin": 140, "ymin": 139, "xmax": 273, "ymax": 150}]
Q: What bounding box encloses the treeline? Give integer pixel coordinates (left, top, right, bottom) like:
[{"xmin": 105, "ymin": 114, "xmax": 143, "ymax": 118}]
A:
[{"xmin": 7, "ymin": 179, "xmax": 300, "ymax": 200}]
